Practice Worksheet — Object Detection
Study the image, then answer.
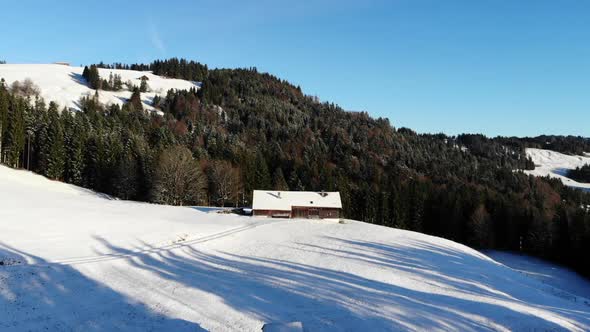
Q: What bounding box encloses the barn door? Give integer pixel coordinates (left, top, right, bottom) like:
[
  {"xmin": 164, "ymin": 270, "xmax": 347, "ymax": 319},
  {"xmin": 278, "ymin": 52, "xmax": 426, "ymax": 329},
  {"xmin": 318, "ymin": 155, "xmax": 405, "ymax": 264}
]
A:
[{"xmin": 308, "ymin": 208, "xmax": 320, "ymax": 219}]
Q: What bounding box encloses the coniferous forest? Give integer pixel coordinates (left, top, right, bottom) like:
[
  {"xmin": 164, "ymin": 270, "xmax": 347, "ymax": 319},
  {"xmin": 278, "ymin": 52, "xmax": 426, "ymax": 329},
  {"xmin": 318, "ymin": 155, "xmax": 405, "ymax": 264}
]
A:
[{"xmin": 1, "ymin": 59, "xmax": 590, "ymax": 277}]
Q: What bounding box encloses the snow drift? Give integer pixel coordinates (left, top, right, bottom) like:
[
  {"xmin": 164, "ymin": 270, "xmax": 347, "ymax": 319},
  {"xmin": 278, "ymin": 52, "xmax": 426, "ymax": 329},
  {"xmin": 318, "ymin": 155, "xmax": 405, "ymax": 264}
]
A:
[
  {"xmin": 0, "ymin": 64, "xmax": 198, "ymax": 113},
  {"xmin": 0, "ymin": 165, "xmax": 589, "ymax": 331},
  {"xmin": 525, "ymin": 148, "xmax": 590, "ymax": 191}
]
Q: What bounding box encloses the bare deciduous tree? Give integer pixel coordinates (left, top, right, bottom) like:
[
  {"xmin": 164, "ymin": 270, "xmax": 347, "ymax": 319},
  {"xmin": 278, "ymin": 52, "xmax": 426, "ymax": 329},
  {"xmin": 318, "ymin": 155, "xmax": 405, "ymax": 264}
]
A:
[
  {"xmin": 10, "ymin": 78, "xmax": 40, "ymax": 98},
  {"xmin": 208, "ymin": 160, "xmax": 241, "ymax": 207},
  {"xmin": 152, "ymin": 146, "xmax": 206, "ymax": 206}
]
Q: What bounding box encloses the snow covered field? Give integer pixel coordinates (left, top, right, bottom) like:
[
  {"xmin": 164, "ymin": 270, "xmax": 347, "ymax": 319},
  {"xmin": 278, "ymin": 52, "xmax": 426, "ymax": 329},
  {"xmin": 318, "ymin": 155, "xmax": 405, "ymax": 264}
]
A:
[
  {"xmin": 1, "ymin": 165, "xmax": 590, "ymax": 331},
  {"xmin": 485, "ymin": 251, "xmax": 590, "ymax": 304},
  {"xmin": 0, "ymin": 64, "xmax": 198, "ymax": 112},
  {"xmin": 525, "ymin": 148, "xmax": 590, "ymax": 190}
]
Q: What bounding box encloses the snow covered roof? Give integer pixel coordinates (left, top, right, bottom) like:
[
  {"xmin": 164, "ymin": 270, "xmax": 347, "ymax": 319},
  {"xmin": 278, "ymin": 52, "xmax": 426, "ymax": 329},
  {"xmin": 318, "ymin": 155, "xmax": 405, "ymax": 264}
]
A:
[{"xmin": 252, "ymin": 190, "xmax": 342, "ymax": 210}]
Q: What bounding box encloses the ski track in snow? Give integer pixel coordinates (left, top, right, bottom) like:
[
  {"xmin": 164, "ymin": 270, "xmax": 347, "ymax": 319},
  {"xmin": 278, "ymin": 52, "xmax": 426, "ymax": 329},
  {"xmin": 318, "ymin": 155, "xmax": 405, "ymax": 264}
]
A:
[{"xmin": 1, "ymin": 165, "xmax": 590, "ymax": 331}]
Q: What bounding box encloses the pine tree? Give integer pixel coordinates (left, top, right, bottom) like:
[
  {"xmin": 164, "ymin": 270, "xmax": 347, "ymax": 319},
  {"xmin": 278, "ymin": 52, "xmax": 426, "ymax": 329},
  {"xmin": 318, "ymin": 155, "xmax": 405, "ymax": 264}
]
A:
[
  {"xmin": 288, "ymin": 170, "xmax": 305, "ymax": 191},
  {"xmin": 4, "ymin": 97, "xmax": 25, "ymax": 167},
  {"xmin": 82, "ymin": 66, "xmax": 89, "ymax": 82},
  {"xmin": 45, "ymin": 106, "xmax": 65, "ymax": 179},
  {"xmin": 129, "ymin": 87, "xmax": 143, "ymax": 111},
  {"xmin": 0, "ymin": 83, "xmax": 9, "ymax": 163},
  {"xmin": 34, "ymin": 110, "xmax": 50, "ymax": 174},
  {"xmin": 63, "ymin": 112, "xmax": 85, "ymax": 185},
  {"xmin": 254, "ymin": 150, "xmax": 271, "ymax": 190},
  {"xmin": 82, "ymin": 65, "xmax": 101, "ymax": 89},
  {"xmin": 113, "ymin": 74, "xmax": 123, "ymax": 91},
  {"xmin": 272, "ymin": 167, "xmax": 289, "ymax": 191},
  {"xmin": 139, "ymin": 78, "xmax": 149, "ymax": 93},
  {"xmin": 114, "ymin": 149, "xmax": 139, "ymax": 200}
]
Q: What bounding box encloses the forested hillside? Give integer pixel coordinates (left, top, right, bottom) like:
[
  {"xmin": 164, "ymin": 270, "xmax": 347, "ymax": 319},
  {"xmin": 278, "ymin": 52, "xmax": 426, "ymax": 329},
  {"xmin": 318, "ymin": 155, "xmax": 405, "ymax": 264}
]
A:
[{"xmin": 1, "ymin": 59, "xmax": 590, "ymax": 277}]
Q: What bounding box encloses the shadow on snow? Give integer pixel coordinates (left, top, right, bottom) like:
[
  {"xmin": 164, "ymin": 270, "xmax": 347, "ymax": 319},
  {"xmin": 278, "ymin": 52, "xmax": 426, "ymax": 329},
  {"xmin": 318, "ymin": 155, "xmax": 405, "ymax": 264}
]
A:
[
  {"xmin": 88, "ymin": 235, "xmax": 590, "ymax": 331},
  {"xmin": 2, "ymin": 233, "xmax": 589, "ymax": 331},
  {"xmin": 0, "ymin": 244, "xmax": 203, "ymax": 332}
]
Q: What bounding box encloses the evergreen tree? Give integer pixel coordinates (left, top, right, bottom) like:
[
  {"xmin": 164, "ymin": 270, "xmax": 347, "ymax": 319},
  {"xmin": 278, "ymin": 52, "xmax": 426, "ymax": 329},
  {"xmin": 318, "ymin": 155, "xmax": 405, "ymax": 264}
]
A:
[
  {"xmin": 114, "ymin": 149, "xmax": 140, "ymax": 200},
  {"xmin": 0, "ymin": 83, "xmax": 9, "ymax": 163},
  {"xmin": 254, "ymin": 150, "xmax": 271, "ymax": 190},
  {"xmin": 4, "ymin": 97, "xmax": 25, "ymax": 167},
  {"xmin": 82, "ymin": 65, "xmax": 101, "ymax": 89},
  {"xmin": 129, "ymin": 87, "xmax": 143, "ymax": 111},
  {"xmin": 139, "ymin": 78, "xmax": 149, "ymax": 93},
  {"xmin": 272, "ymin": 167, "xmax": 289, "ymax": 191},
  {"xmin": 63, "ymin": 112, "xmax": 85, "ymax": 185},
  {"xmin": 45, "ymin": 106, "xmax": 65, "ymax": 179}
]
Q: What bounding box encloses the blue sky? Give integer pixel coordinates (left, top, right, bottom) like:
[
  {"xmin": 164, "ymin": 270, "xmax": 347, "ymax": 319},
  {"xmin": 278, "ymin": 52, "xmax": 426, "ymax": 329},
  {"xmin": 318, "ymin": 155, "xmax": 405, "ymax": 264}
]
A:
[{"xmin": 1, "ymin": 0, "xmax": 589, "ymax": 137}]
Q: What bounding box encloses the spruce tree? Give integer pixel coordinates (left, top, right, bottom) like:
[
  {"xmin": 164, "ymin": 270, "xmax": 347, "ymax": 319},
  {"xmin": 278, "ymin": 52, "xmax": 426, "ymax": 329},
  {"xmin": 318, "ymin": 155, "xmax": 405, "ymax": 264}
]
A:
[
  {"xmin": 4, "ymin": 97, "xmax": 25, "ymax": 167},
  {"xmin": 83, "ymin": 65, "xmax": 101, "ymax": 89},
  {"xmin": 272, "ymin": 167, "xmax": 289, "ymax": 191},
  {"xmin": 0, "ymin": 83, "xmax": 9, "ymax": 163},
  {"xmin": 63, "ymin": 112, "xmax": 85, "ymax": 185},
  {"xmin": 139, "ymin": 78, "xmax": 149, "ymax": 93},
  {"xmin": 114, "ymin": 150, "xmax": 139, "ymax": 200},
  {"xmin": 45, "ymin": 106, "xmax": 65, "ymax": 179},
  {"xmin": 254, "ymin": 150, "xmax": 271, "ymax": 190},
  {"xmin": 129, "ymin": 87, "xmax": 143, "ymax": 111}
]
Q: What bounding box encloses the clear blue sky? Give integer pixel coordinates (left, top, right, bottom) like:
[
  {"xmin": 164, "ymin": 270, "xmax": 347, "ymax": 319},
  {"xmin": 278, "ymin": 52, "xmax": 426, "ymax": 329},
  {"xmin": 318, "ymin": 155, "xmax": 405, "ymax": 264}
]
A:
[{"xmin": 1, "ymin": 0, "xmax": 589, "ymax": 137}]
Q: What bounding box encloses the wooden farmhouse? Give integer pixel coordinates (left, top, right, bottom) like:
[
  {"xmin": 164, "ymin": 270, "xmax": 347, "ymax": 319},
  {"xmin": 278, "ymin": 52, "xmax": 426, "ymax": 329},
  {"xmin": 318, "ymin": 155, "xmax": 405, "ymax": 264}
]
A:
[{"xmin": 252, "ymin": 190, "xmax": 342, "ymax": 219}]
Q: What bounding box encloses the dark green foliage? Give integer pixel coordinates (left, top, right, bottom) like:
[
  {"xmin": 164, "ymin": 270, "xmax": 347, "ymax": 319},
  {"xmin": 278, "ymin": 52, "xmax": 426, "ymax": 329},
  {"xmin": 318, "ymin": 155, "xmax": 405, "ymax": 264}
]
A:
[
  {"xmin": 139, "ymin": 78, "xmax": 149, "ymax": 93},
  {"xmin": 82, "ymin": 65, "xmax": 123, "ymax": 91},
  {"xmin": 4, "ymin": 97, "xmax": 25, "ymax": 167},
  {"xmin": 254, "ymin": 150, "xmax": 271, "ymax": 190},
  {"xmin": 92, "ymin": 58, "xmax": 208, "ymax": 82},
  {"xmin": 45, "ymin": 105, "xmax": 65, "ymax": 179},
  {"xmin": 0, "ymin": 82, "xmax": 9, "ymax": 163},
  {"xmin": 129, "ymin": 87, "xmax": 143, "ymax": 112},
  {"xmin": 82, "ymin": 65, "xmax": 101, "ymax": 89},
  {"xmin": 568, "ymin": 164, "xmax": 590, "ymax": 183},
  {"xmin": 272, "ymin": 167, "xmax": 289, "ymax": 191},
  {"xmin": 62, "ymin": 111, "xmax": 85, "ymax": 185}
]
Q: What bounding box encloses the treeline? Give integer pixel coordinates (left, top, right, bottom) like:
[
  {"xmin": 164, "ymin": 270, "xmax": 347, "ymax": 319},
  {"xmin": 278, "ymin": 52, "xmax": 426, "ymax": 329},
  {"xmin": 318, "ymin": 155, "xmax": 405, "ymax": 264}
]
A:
[
  {"xmin": 1, "ymin": 63, "xmax": 590, "ymax": 278},
  {"xmin": 81, "ymin": 64, "xmax": 148, "ymax": 93},
  {"xmin": 569, "ymin": 164, "xmax": 590, "ymax": 183},
  {"xmin": 496, "ymin": 135, "xmax": 590, "ymax": 156},
  {"xmin": 93, "ymin": 58, "xmax": 208, "ymax": 82}
]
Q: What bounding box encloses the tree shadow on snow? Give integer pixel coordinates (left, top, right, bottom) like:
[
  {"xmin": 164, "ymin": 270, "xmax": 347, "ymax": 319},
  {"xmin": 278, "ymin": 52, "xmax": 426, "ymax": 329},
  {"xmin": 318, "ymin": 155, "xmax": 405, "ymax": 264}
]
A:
[
  {"xmin": 90, "ymin": 236, "xmax": 590, "ymax": 331},
  {"xmin": 69, "ymin": 72, "xmax": 89, "ymax": 88},
  {"xmin": 0, "ymin": 244, "xmax": 203, "ymax": 332}
]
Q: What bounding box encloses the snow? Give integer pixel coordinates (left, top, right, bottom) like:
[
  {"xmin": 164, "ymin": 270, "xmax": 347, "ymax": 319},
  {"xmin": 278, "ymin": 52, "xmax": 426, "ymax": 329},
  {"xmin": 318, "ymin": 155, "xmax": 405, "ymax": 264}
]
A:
[
  {"xmin": 524, "ymin": 148, "xmax": 590, "ymax": 191},
  {"xmin": 0, "ymin": 64, "xmax": 198, "ymax": 112},
  {"xmin": 1, "ymin": 165, "xmax": 590, "ymax": 331},
  {"xmin": 262, "ymin": 321, "xmax": 304, "ymax": 332},
  {"xmin": 252, "ymin": 190, "xmax": 342, "ymax": 211},
  {"xmin": 485, "ymin": 251, "xmax": 590, "ymax": 303}
]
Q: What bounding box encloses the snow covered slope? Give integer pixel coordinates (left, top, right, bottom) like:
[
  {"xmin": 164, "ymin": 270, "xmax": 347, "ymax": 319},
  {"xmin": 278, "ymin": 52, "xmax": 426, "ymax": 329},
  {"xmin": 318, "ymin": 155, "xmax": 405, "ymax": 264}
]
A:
[
  {"xmin": 486, "ymin": 251, "xmax": 590, "ymax": 303},
  {"xmin": 0, "ymin": 64, "xmax": 198, "ymax": 112},
  {"xmin": 525, "ymin": 148, "xmax": 590, "ymax": 191},
  {"xmin": 1, "ymin": 165, "xmax": 590, "ymax": 331}
]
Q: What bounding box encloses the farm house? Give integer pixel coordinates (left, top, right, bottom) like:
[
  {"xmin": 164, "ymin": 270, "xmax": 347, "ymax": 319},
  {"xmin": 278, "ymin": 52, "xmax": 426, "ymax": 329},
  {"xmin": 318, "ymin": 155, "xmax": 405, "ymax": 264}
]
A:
[{"xmin": 252, "ymin": 190, "xmax": 342, "ymax": 219}]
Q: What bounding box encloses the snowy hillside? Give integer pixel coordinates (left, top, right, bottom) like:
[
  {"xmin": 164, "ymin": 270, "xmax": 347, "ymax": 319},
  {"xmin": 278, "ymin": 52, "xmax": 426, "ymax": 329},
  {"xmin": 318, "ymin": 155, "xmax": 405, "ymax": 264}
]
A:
[
  {"xmin": 1, "ymin": 165, "xmax": 590, "ymax": 331},
  {"xmin": 525, "ymin": 148, "xmax": 590, "ymax": 191},
  {"xmin": 486, "ymin": 251, "xmax": 590, "ymax": 302},
  {"xmin": 0, "ymin": 64, "xmax": 198, "ymax": 112}
]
